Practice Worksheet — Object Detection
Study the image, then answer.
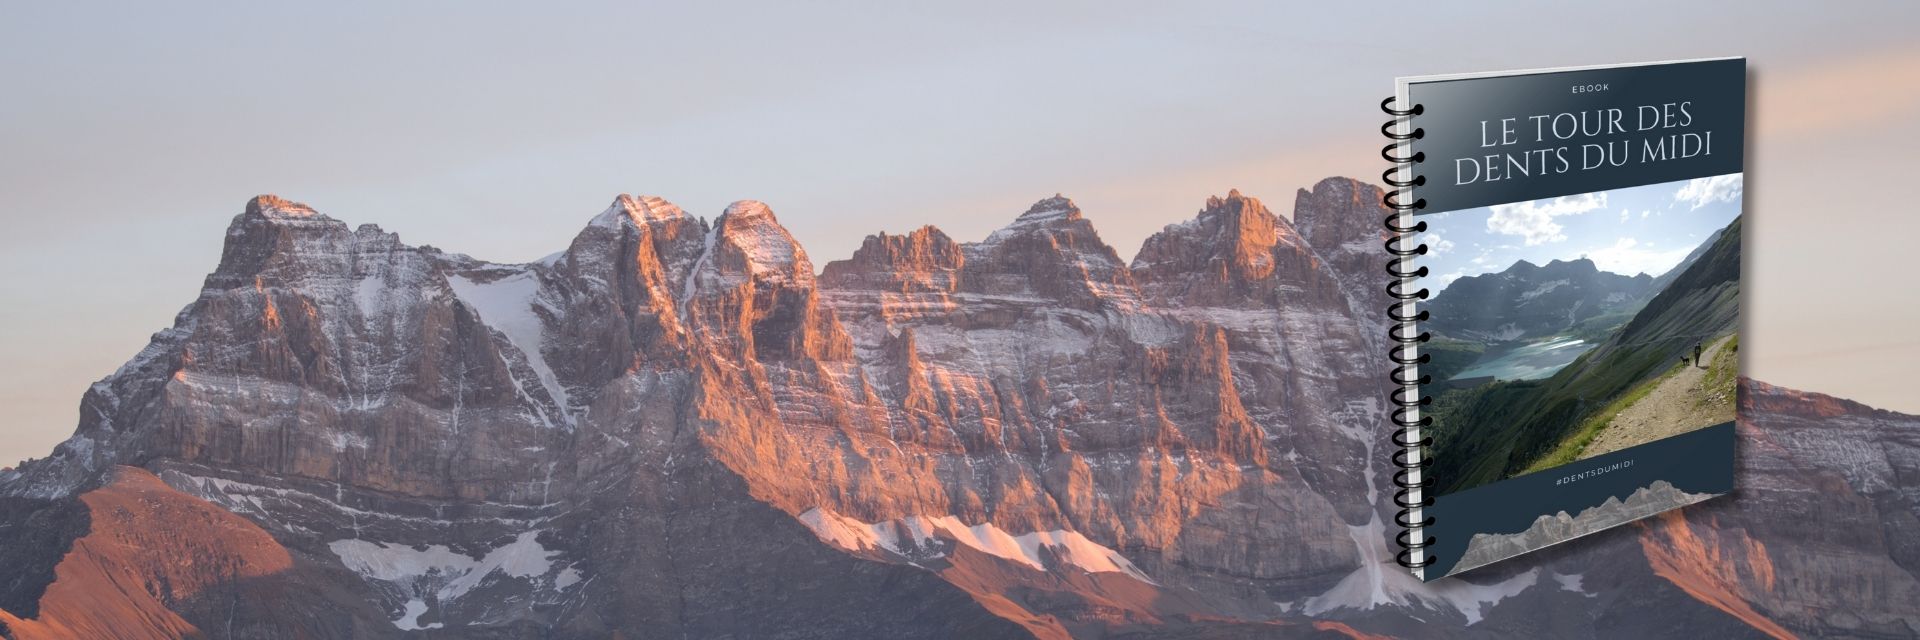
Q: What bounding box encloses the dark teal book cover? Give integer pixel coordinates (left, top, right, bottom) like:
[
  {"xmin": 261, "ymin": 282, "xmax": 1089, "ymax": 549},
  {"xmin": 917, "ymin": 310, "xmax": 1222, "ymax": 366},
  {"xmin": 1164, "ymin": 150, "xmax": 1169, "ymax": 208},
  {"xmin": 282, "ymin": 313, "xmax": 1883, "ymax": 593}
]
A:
[{"xmin": 1387, "ymin": 58, "xmax": 1745, "ymax": 580}]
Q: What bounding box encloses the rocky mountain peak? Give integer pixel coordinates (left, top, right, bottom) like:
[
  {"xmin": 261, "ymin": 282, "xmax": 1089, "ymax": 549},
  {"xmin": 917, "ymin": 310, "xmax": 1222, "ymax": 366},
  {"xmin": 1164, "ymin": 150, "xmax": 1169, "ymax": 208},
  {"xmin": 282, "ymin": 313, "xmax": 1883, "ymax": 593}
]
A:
[
  {"xmin": 1288, "ymin": 177, "xmax": 1392, "ymax": 330},
  {"xmin": 1290, "ymin": 177, "xmax": 1383, "ymax": 242},
  {"xmin": 228, "ymin": 193, "xmax": 345, "ymax": 238},
  {"xmin": 1201, "ymin": 188, "xmax": 1254, "ymax": 212},
  {"xmin": 208, "ymin": 195, "xmax": 353, "ymax": 288},
  {"xmin": 1023, "ymin": 193, "xmax": 1078, "ymax": 218},
  {"xmin": 818, "ymin": 225, "xmax": 964, "ymax": 293},
  {"xmin": 555, "ymin": 193, "xmax": 707, "ymax": 312},
  {"xmin": 885, "ymin": 225, "xmax": 960, "ymax": 255},
  {"xmin": 960, "ymin": 195, "xmax": 1133, "ymax": 307},
  {"xmin": 719, "ymin": 199, "xmax": 777, "ymax": 222},
  {"xmin": 1549, "ymin": 257, "xmax": 1599, "ymax": 272},
  {"xmin": 976, "ymin": 195, "xmax": 1090, "ymax": 249},
  {"xmin": 1195, "ymin": 188, "xmax": 1284, "ymax": 247},
  {"xmin": 710, "ymin": 200, "xmax": 813, "ymax": 286},
  {"xmin": 1132, "ymin": 189, "xmax": 1339, "ymax": 308},
  {"xmin": 244, "ymin": 194, "xmax": 319, "ymax": 219},
  {"xmin": 594, "ymin": 194, "xmax": 690, "ymax": 228},
  {"xmin": 1196, "ymin": 187, "xmax": 1269, "ymax": 222}
]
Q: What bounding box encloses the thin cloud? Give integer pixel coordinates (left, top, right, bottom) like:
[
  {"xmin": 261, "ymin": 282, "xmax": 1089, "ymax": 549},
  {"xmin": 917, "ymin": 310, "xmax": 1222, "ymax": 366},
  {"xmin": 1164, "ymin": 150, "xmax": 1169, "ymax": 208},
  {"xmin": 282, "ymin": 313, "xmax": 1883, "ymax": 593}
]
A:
[
  {"xmin": 1485, "ymin": 192, "xmax": 1608, "ymax": 246},
  {"xmin": 1584, "ymin": 236, "xmax": 1692, "ymax": 277},
  {"xmin": 1674, "ymin": 174, "xmax": 1743, "ymax": 210}
]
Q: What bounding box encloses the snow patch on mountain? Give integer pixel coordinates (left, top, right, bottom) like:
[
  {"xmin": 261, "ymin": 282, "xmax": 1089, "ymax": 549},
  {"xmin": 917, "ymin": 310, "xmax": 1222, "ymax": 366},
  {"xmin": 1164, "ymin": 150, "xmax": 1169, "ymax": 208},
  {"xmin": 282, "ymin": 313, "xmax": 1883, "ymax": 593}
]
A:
[
  {"xmin": 448, "ymin": 271, "xmax": 573, "ymax": 428},
  {"xmin": 396, "ymin": 599, "xmax": 440, "ymax": 630},
  {"xmin": 328, "ymin": 530, "xmax": 581, "ymax": 630},
  {"xmin": 1518, "ymin": 279, "xmax": 1570, "ymax": 303},
  {"xmin": 679, "ymin": 221, "xmax": 721, "ymax": 308},
  {"xmin": 327, "ymin": 430, "xmax": 371, "ymax": 451},
  {"xmin": 799, "ymin": 508, "xmax": 1154, "ymax": 583},
  {"xmin": 354, "ymin": 273, "xmax": 389, "ymax": 317},
  {"xmin": 1554, "ymin": 572, "xmax": 1592, "ymax": 596}
]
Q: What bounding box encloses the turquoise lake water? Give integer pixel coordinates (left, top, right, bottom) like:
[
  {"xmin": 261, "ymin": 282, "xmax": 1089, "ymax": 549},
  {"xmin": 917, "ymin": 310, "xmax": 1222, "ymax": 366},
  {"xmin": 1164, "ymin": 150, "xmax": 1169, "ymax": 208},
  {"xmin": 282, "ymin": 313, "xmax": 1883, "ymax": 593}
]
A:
[{"xmin": 1448, "ymin": 337, "xmax": 1597, "ymax": 382}]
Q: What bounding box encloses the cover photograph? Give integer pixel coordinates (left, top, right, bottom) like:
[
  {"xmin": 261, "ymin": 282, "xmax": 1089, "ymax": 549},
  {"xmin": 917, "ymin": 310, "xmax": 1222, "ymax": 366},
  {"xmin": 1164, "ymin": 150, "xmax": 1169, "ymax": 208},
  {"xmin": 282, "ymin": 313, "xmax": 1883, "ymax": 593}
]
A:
[{"xmin": 1384, "ymin": 58, "xmax": 1745, "ymax": 579}]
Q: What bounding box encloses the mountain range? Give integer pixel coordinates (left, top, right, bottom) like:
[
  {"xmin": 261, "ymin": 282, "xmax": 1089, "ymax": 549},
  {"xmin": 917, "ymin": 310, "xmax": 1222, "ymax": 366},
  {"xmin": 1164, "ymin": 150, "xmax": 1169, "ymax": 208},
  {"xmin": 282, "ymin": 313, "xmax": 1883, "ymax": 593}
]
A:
[
  {"xmin": 1426, "ymin": 258, "xmax": 1653, "ymax": 344},
  {"xmin": 0, "ymin": 180, "xmax": 1913, "ymax": 638},
  {"xmin": 1425, "ymin": 223, "xmax": 1725, "ymax": 346}
]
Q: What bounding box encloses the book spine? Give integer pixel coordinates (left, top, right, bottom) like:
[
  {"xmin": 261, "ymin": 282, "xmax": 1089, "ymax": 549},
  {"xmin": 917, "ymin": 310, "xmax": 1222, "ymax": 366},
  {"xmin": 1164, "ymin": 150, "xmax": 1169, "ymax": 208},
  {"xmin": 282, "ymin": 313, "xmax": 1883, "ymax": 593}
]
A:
[{"xmin": 1381, "ymin": 96, "xmax": 1435, "ymax": 574}]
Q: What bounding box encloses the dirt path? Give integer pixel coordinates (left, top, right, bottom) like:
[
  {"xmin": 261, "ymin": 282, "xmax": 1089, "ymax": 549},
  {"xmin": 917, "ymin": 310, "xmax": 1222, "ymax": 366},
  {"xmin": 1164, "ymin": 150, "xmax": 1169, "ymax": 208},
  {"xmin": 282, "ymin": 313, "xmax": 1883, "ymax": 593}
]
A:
[{"xmin": 1579, "ymin": 334, "xmax": 1738, "ymax": 460}]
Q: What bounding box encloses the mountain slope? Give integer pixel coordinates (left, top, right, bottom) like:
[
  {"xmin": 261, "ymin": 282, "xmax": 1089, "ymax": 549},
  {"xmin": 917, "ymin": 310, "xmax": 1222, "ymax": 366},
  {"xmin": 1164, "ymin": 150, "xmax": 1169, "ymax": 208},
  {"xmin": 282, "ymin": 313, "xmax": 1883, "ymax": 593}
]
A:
[
  {"xmin": 0, "ymin": 466, "xmax": 392, "ymax": 639},
  {"xmin": 1647, "ymin": 380, "xmax": 1920, "ymax": 637},
  {"xmin": 1649, "ymin": 225, "xmax": 1724, "ymax": 292},
  {"xmin": 1567, "ymin": 334, "xmax": 1738, "ymax": 463},
  {"xmin": 1429, "ymin": 216, "xmax": 1743, "ymax": 493}
]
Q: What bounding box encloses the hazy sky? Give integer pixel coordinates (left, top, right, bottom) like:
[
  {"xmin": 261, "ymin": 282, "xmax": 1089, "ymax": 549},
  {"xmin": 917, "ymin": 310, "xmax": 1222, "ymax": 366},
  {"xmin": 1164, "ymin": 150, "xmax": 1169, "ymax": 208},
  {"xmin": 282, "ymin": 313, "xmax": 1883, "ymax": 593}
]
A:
[
  {"xmin": 1423, "ymin": 175, "xmax": 1745, "ymax": 287},
  {"xmin": 3, "ymin": 2, "xmax": 1918, "ymax": 466}
]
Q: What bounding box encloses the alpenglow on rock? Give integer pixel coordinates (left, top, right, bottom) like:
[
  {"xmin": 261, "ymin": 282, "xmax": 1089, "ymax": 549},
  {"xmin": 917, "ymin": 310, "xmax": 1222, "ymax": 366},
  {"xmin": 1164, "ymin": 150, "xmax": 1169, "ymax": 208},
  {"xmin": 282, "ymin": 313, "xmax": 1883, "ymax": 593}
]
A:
[{"xmin": 2, "ymin": 180, "xmax": 1909, "ymax": 639}]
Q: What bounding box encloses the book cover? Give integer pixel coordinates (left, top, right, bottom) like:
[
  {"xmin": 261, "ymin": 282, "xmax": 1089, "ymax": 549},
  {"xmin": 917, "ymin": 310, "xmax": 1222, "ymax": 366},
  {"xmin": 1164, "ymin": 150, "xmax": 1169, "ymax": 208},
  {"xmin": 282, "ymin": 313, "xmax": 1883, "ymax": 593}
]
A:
[{"xmin": 1387, "ymin": 58, "xmax": 1745, "ymax": 579}]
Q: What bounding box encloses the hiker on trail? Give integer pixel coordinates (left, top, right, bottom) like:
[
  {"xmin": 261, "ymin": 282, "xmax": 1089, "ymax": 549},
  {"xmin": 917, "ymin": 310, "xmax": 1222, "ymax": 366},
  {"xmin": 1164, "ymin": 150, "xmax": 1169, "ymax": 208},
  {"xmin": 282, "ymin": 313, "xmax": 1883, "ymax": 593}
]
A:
[{"xmin": 1694, "ymin": 343, "xmax": 1704, "ymax": 368}]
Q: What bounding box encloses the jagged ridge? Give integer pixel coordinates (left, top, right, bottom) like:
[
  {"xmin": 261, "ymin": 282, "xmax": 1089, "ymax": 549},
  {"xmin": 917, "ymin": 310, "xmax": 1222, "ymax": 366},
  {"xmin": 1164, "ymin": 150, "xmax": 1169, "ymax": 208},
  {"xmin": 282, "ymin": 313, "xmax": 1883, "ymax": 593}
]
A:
[{"xmin": 6, "ymin": 181, "xmax": 1901, "ymax": 639}]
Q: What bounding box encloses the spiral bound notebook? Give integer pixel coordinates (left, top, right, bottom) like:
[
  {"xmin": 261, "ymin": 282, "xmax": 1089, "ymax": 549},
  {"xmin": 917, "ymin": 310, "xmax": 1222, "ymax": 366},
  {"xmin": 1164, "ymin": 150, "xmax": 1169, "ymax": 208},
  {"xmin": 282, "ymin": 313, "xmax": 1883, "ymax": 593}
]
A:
[{"xmin": 1383, "ymin": 58, "xmax": 1745, "ymax": 580}]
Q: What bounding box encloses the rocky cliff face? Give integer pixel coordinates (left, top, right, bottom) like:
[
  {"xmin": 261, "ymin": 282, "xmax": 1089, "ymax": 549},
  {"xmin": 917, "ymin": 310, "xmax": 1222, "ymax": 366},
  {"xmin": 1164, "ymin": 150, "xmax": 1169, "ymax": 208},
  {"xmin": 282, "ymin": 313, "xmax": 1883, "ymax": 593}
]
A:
[
  {"xmin": 1, "ymin": 179, "xmax": 1915, "ymax": 639},
  {"xmin": 1630, "ymin": 381, "xmax": 1920, "ymax": 638}
]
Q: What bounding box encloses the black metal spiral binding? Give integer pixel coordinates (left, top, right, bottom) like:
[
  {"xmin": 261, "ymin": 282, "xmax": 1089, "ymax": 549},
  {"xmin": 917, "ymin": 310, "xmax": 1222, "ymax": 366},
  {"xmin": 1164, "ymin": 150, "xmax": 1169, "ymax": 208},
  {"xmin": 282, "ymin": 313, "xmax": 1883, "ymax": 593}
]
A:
[{"xmin": 1382, "ymin": 96, "xmax": 1435, "ymax": 572}]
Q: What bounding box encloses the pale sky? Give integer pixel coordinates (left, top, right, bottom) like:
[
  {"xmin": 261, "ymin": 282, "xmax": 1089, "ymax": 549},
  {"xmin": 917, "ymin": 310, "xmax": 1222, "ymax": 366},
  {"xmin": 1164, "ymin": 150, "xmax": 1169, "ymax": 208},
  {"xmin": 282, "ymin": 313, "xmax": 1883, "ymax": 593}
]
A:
[{"xmin": 3, "ymin": 2, "xmax": 1917, "ymax": 467}]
